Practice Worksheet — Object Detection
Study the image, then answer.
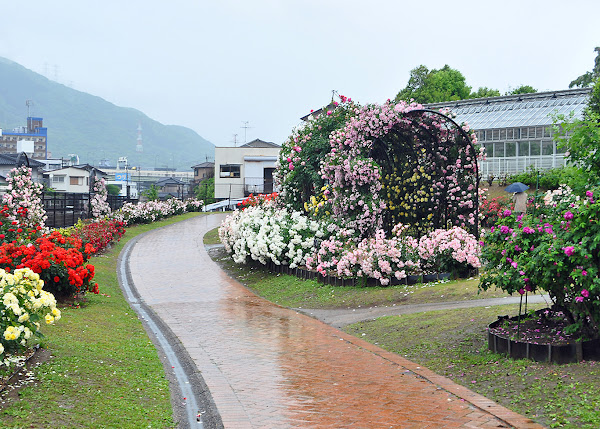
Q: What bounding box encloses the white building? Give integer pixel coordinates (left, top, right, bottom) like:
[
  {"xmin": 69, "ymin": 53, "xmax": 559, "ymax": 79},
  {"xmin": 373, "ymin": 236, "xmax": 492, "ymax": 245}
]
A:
[
  {"xmin": 214, "ymin": 139, "xmax": 281, "ymax": 200},
  {"xmin": 43, "ymin": 166, "xmax": 107, "ymax": 193}
]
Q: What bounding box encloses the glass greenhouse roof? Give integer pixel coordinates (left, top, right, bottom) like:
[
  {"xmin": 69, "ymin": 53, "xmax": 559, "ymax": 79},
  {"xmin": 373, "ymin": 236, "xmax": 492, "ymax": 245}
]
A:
[{"xmin": 426, "ymin": 88, "xmax": 591, "ymax": 130}]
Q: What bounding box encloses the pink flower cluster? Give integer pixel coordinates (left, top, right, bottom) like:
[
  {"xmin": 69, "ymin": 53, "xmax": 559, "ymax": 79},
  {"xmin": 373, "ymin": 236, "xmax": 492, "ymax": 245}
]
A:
[{"xmin": 2, "ymin": 166, "xmax": 47, "ymax": 230}]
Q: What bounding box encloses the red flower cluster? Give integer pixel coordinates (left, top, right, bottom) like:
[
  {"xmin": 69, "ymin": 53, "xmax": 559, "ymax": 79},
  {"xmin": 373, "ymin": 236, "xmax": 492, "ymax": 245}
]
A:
[
  {"xmin": 237, "ymin": 193, "xmax": 279, "ymax": 210},
  {"xmin": 480, "ymin": 195, "xmax": 511, "ymax": 227},
  {"xmin": 70, "ymin": 219, "xmax": 126, "ymax": 254},
  {"xmin": 0, "ymin": 231, "xmax": 96, "ymax": 298},
  {"xmin": 0, "ymin": 205, "xmax": 42, "ymax": 243}
]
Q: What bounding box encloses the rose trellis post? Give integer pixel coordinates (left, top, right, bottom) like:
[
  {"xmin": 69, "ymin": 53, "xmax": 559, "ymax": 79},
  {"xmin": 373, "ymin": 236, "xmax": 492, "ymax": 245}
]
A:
[
  {"xmin": 90, "ymin": 176, "xmax": 112, "ymax": 219},
  {"xmin": 2, "ymin": 166, "xmax": 47, "ymax": 230}
]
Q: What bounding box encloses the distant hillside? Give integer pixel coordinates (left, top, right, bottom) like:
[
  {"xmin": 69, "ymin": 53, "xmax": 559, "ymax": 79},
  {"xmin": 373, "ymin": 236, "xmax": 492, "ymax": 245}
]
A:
[{"xmin": 0, "ymin": 57, "xmax": 214, "ymax": 170}]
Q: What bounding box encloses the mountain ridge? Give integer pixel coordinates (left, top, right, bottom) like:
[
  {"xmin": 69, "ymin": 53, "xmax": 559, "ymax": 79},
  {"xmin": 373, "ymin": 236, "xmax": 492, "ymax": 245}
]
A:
[{"xmin": 0, "ymin": 56, "xmax": 214, "ymax": 170}]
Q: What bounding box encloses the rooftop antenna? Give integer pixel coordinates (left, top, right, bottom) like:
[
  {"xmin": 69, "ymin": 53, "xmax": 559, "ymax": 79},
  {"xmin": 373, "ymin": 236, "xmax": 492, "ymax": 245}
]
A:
[
  {"xmin": 231, "ymin": 133, "xmax": 239, "ymax": 147},
  {"xmin": 241, "ymin": 121, "xmax": 252, "ymax": 143},
  {"xmin": 26, "ymin": 100, "xmax": 34, "ymax": 118},
  {"xmin": 331, "ymin": 89, "xmax": 338, "ymax": 102}
]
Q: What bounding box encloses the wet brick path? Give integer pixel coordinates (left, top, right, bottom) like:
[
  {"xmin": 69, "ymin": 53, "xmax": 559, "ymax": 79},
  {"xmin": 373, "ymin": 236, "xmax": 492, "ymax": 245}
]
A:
[{"xmin": 127, "ymin": 214, "xmax": 544, "ymax": 428}]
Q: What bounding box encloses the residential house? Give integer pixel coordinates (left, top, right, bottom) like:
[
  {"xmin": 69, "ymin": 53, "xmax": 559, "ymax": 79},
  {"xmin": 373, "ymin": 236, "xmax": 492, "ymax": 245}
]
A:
[
  {"xmin": 43, "ymin": 166, "xmax": 107, "ymax": 193},
  {"xmin": 214, "ymin": 139, "xmax": 280, "ymax": 200},
  {"xmin": 155, "ymin": 177, "xmax": 186, "ymax": 199}
]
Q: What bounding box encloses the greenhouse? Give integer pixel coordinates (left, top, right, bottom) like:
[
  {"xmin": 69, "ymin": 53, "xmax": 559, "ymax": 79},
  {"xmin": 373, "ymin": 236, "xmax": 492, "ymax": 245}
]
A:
[{"xmin": 427, "ymin": 87, "xmax": 591, "ymax": 177}]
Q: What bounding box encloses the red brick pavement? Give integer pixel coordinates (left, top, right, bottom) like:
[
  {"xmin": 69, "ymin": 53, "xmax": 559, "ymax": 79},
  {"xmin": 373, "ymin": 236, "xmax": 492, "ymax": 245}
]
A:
[{"xmin": 127, "ymin": 214, "xmax": 545, "ymax": 428}]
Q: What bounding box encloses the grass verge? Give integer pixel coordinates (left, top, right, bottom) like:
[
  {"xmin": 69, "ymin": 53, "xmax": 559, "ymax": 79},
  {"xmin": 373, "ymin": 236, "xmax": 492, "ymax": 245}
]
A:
[
  {"xmin": 0, "ymin": 212, "xmax": 203, "ymax": 428},
  {"xmin": 207, "ymin": 230, "xmax": 505, "ymax": 309}
]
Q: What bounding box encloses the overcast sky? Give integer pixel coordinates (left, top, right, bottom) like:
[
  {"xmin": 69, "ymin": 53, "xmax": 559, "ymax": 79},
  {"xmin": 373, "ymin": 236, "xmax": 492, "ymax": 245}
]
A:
[{"xmin": 1, "ymin": 0, "xmax": 599, "ymax": 147}]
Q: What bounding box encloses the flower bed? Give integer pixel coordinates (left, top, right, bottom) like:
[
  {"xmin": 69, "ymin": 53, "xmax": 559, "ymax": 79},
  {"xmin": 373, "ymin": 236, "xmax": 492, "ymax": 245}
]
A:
[
  {"xmin": 480, "ymin": 186, "xmax": 600, "ymax": 339},
  {"xmin": 68, "ymin": 219, "xmax": 126, "ymax": 254},
  {"xmin": 220, "ymin": 196, "xmax": 481, "ymax": 285},
  {"xmin": 488, "ymin": 309, "xmax": 600, "ymax": 364},
  {"xmin": 115, "ymin": 198, "xmax": 203, "ymax": 225},
  {"xmin": 0, "ymin": 231, "xmax": 97, "ymax": 298},
  {"xmin": 1, "ymin": 268, "xmax": 61, "ymax": 359}
]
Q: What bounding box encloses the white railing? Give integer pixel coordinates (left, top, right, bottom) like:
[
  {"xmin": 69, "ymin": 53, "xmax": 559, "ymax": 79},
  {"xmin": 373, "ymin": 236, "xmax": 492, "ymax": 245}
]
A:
[{"xmin": 479, "ymin": 154, "xmax": 566, "ymax": 177}]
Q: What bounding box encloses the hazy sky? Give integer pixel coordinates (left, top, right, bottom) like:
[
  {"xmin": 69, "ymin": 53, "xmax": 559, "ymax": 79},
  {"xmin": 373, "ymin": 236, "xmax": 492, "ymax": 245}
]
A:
[{"xmin": 1, "ymin": 0, "xmax": 599, "ymax": 148}]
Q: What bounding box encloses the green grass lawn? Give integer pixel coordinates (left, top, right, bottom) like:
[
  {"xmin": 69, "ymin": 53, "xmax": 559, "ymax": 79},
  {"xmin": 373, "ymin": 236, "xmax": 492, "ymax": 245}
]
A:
[{"xmin": 0, "ymin": 212, "xmax": 203, "ymax": 428}]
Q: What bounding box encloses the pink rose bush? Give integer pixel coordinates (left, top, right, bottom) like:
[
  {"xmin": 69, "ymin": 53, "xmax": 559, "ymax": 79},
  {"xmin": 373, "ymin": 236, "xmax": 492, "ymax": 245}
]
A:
[
  {"xmin": 2, "ymin": 166, "xmax": 47, "ymax": 231},
  {"xmin": 481, "ymin": 186, "xmax": 600, "ymax": 337},
  {"xmin": 90, "ymin": 177, "xmax": 111, "ymax": 219},
  {"xmin": 275, "ymin": 95, "xmax": 359, "ymax": 213}
]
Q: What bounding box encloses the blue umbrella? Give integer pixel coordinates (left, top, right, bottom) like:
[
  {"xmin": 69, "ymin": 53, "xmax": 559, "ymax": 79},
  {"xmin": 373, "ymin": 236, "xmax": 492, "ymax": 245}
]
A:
[{"xmin": 505, "ymin": 182, "xmax": 529, "ymax": 193}]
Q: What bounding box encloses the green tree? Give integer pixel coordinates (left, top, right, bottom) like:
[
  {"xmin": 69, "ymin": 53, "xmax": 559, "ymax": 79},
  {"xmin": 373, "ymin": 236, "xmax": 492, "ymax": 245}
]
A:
[
  {"xmin": 195, "ymin": 177, "xmax": 214, "ymax": 204},
  {"xmin": 395, "ymin": 65, "xmax": 472, "ymax": 104},
  {"xmin": 507, "ymin": 85, "xmax": 537, "ymax": 95},
  {"xmin": 106, "ymin": 184, "xmax": 121, "ymax": 196},
  {"xmin": 553, "ymin": 79, "xmax": 600, "ymax": 184},
  {"xmin": 470, "ymin": 87, "xmax": 501, "ymax": 99},
  {"xmin": 142, "ymin": 184, "xmax": 159, "ymax": 201},
  {"xmin": 569, "ymin": 47, "xmax": 600, "ymax": 88}
]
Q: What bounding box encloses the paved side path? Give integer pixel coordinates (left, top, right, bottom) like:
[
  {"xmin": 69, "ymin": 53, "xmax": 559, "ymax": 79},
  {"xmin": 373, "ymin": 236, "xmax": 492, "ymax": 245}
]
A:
[
  {"xmin": 298, "ymin": 295, "xmax": 551, "ymax": 329},
  {"xmin": 127, "ymin": 214, "xmax": 544, "ymax": 428}
]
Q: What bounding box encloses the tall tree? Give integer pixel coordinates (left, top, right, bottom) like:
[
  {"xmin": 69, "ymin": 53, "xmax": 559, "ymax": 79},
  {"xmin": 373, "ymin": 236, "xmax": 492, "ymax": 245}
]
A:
[
  {"xmin": 569, "ymin": 47, "xmax": 600, "ymax": 88},
  {"xmin": 395, "ymin": 65, "xmax": 472, "ymax": 104},
  {"xmin": 507, "ymin": 85, "xmax": 537, "ymax": 95}
]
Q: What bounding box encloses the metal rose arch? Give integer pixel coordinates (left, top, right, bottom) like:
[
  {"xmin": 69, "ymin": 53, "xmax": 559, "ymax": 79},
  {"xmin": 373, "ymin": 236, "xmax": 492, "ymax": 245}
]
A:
[{"xmin": 369, "ymin": 109, "xmax": 480, "ymax": 239}]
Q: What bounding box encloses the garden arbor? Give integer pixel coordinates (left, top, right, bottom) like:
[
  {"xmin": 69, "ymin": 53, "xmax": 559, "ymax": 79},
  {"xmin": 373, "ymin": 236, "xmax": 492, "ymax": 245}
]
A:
[
  {"xmin": 324, "ymin": 101, "xmax": 482, "ymax": 240},
  {"xmin": 369, "ymin": 109, "xmax": 480, "ymax": 239}
]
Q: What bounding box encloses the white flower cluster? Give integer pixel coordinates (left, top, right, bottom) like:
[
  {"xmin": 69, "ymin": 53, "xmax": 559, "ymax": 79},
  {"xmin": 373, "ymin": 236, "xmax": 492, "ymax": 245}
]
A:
[
  {"xmin": 219, "ymin": 205, "xmax": 324, "ymax": 268},
  {"xmin": 1, "ymin": 268, "xmax": 61, "ymax": 357},
  {"xmin": 114, "ymin": 198, "xmax": 203, "ymax": 225}
]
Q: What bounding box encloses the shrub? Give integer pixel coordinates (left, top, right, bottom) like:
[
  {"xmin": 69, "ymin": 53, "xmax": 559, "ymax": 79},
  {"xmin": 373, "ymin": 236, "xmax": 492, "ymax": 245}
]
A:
[
  {"xmin": 0, "ymin": 268, "xmax": 61, "ymax": 357},
  {"xmin": 70, "ymin": 219, "xmax": 126, "ymax": 254},
  {"xmin": 0, "ymin": 232, "xmax": 97, "ymax": 298},
  {"xmin": 480, "ymin": 188, "xmax": 600, "ymax": 338}
]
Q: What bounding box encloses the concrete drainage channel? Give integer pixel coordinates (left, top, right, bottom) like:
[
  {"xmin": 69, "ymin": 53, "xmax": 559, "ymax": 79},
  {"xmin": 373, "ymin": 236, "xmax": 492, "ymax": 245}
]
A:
[{"xmin": 118, "ymin": 234, "xmax": 223, "ymax": 429}]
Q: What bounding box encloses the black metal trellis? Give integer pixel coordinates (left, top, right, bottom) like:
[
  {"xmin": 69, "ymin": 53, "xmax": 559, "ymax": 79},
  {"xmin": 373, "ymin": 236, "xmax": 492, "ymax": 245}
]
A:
[{"xmin": 369, "ymin": 109, "xmax": 480, "ymax": 239}]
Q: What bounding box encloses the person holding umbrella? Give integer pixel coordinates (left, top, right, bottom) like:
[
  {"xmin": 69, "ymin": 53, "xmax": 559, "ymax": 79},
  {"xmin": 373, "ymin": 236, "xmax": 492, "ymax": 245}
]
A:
[{"xmin": 505, "ymin": 182, "xmax": 529, "ymax": 215}]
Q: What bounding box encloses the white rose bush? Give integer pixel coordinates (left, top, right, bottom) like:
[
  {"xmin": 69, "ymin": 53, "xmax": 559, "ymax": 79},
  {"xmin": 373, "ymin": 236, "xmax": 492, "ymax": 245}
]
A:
[{"xmin": 219, "ymin": 198, "xmax": 323, "ymax": 269}]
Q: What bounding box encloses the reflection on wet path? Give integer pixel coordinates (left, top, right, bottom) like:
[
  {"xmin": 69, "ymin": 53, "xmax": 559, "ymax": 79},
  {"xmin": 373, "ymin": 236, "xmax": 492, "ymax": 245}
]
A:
[{"xmin": 127, "ymin": 214, "xmax": 539, "ymax": 428}]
